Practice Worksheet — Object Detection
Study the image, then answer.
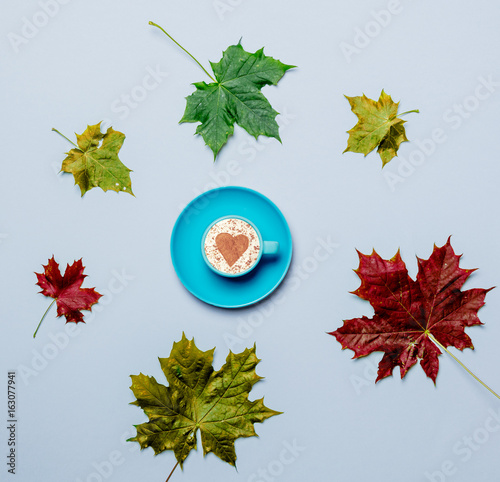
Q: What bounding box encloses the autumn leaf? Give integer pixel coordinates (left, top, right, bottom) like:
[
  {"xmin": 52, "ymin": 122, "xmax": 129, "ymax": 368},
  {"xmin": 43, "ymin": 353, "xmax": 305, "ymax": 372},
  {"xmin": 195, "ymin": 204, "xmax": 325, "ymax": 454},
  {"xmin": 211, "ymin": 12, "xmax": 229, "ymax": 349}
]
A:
[
  {"xmin": 53, "ymin": 123, "xmax": 133, "ymax": 196},
  {"xmin": 34, "ymin": 256, "xmax": 102, "ymax": 337},
  {"xmin": 150, "ymin": 22, "xmax": 294, "ymax": 159},
  {"xmin": 343, "ymin": 90, "xmax": 418, "ymax": 167},
  {"xmin": 128, "ymin": 334, "xmax": 281, "ymax": 472},
  {"xmin": 329, "ymin": 238, "xmax": 491, "ymax": 383}
]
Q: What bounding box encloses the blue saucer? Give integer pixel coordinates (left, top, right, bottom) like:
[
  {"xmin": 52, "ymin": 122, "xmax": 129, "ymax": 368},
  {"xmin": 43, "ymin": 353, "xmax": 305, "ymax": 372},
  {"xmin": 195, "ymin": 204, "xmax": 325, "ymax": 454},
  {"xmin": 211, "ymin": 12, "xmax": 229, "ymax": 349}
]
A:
[{"xmin": 170, "ymin": 186, "xmax": 293, "ymax": 308}]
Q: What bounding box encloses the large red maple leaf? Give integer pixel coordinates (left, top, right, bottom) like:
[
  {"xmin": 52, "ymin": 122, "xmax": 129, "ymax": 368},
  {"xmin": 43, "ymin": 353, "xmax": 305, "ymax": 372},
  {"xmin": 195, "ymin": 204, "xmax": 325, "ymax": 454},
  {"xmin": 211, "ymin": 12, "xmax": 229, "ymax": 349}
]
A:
[
  {"xmin": 35, "ymin": 256, "xmax": 102, "ymax": 324},
  {"xmin": 330, "ymin": 239, "xmax": 491, "ymax": 383}
]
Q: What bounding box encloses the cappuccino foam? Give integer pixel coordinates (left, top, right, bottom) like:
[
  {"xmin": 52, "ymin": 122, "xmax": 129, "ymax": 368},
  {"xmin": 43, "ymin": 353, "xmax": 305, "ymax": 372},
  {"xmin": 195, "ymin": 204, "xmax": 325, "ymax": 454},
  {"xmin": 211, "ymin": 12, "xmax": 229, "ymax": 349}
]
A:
[{"xmin": 204, "ymin": 218, "xmax": 260, "ymax": 275}]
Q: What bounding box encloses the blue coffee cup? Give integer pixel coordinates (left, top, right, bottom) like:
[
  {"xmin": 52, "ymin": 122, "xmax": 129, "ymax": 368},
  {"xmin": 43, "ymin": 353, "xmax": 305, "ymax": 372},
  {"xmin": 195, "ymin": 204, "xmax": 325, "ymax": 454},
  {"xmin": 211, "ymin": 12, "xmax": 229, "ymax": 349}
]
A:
[{"xmin": 201, "ymin": 215, "xmax": 279, "ymax": 277}]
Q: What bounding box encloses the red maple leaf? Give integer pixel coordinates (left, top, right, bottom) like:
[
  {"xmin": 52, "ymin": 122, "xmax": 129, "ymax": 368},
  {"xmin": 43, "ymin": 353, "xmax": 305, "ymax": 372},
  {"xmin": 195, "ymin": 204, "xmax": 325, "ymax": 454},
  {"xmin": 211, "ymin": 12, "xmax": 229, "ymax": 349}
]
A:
[
  {"xmin": 329, "ymin": 238, "xmax": 492, "ymax": 383},
  {"xmin": 35, "ymin": 256, "xmax": 102, "ymax": 328}
]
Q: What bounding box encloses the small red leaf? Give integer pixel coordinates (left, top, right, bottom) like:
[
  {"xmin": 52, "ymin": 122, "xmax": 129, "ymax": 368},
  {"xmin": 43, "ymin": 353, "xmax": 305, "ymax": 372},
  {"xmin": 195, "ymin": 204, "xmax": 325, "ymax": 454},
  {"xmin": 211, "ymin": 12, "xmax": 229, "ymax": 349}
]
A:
[
  {"xmin": 329, "ymin": 238, "xmax": 492, "ymax": 383},
  {"xmin": 35, "ymin": 256, "xmax": 102, "ymax": 325}
]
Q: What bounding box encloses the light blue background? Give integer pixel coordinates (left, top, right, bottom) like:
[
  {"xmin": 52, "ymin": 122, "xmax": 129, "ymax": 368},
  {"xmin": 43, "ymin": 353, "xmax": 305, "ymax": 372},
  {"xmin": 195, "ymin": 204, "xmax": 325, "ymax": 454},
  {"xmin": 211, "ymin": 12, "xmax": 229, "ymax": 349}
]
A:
[{"xmin": 2, "ymin": 1, "xmax": 500, "ymax": 481}]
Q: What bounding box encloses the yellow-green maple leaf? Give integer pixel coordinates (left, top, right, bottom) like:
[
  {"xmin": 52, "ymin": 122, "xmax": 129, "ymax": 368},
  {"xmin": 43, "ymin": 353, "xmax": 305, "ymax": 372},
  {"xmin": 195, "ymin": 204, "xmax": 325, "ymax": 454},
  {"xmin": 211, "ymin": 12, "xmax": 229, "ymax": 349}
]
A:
[
  {"xmin": 128, "ymin": 334, "xmax": 281, "ymax": 468},
  {"xmin": 58, "ymin": 122, "xmax": 133, "ymax": 196},
  {"xmin": 343, "ymin": 91, "xmax": 418, "ymax": 167}
]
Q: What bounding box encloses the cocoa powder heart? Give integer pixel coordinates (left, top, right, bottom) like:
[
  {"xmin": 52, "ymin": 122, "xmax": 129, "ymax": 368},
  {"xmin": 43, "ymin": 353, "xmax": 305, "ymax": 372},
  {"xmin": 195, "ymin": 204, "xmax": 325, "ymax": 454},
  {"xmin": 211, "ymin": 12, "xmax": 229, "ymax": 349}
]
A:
[{"xmin": 215, "ymin": 233, "xmax": 249, "ymax": 267}]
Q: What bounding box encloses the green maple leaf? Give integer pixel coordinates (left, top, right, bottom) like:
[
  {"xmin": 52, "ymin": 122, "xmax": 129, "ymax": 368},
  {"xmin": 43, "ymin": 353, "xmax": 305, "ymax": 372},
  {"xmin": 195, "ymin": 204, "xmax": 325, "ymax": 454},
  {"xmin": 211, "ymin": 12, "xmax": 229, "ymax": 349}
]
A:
[
  {"xmin": 181, "ymin": 43, "xmax": 294, "ymax": 158},
  {"xmin": 343, "ymin": 91, "xmax": 418, "ymax": 167},
  {"xmin": 128, "ymin": 334, "xmax": 281, "ymax": 468},
  {"xmin": 149, "ymin": 22, "xmax": 294, "ymax": 159},
  {"xmin": 54, "ymin": 122, "xmax": 133, "ymax": 196}
]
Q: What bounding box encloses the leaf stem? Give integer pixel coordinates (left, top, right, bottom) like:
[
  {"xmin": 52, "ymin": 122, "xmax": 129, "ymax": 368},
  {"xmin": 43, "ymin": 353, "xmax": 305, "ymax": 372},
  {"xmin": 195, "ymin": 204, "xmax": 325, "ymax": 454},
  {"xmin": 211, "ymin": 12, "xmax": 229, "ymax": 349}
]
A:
[
  {"xmin": 33, "ymin": 298, "xmax": 56, "ymax": 338},
  {"xmin": 165, "ymin": 461, "xmax": 179, "ymax": 482},
  {"xmin": 52, "ymin": 128, "xmax": 78, "ymax": 148},
  {"xmin": 398, "ymin": 109, "xmax": 420, "ymax": 116},
  {"xmin": 149, "ymin": 21, "xmax": 216, "ymax": 82},
  {"xmin": 429, "ymin": 334, "xmax": 500, "ymax": 400}
]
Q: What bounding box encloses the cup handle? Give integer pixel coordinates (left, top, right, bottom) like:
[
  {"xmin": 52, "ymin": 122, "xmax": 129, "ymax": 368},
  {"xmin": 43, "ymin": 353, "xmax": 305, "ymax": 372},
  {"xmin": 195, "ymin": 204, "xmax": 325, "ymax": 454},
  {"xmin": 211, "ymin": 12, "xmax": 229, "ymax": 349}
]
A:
[{"xmin": 262, "ymin": 241, "xmax": 279, "ymax": 255}]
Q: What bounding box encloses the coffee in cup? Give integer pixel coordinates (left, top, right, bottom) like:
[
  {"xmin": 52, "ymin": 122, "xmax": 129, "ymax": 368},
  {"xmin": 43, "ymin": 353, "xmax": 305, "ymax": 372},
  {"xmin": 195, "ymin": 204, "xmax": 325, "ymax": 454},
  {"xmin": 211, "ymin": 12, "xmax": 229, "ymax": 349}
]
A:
[{"xmin": 202, "ymin": 216, "xmax": 279, "ymax": 277}]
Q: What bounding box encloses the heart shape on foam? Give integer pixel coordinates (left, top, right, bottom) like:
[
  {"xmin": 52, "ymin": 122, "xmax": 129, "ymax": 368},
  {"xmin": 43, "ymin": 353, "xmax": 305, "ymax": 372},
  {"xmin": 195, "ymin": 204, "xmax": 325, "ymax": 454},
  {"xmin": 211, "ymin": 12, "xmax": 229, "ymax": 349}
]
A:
[{"xmin": 215, "ymin": 233, "xmax": 249, "ymax": 267}]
